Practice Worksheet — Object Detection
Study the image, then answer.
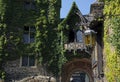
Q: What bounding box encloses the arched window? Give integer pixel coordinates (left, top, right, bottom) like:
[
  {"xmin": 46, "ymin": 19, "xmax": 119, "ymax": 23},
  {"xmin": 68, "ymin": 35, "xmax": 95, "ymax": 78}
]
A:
[{"xmin": 76, "ymin": 30, "xmax": 83, "ymax": 43}]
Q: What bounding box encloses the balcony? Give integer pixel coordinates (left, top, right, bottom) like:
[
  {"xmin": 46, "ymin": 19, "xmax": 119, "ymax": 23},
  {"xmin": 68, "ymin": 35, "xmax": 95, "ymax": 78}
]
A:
[{"xmin": 64, "ymin": 42, "xmax": 85, "ymax": 50}]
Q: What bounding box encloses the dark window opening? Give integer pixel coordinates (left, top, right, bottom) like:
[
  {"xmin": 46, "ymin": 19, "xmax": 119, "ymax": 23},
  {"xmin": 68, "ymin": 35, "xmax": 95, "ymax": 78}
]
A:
[
  {"xmin": 24, "ymin": 1, "xmax": 36, "ymax": 10},
  {"xmin": 21, "ymin": 55, "xmax": 35, "ymax": 66},
  {"xmin": 22, "ymin": 56, "xmax": 28, "ymax": 66},
  {"xmin": 69, "ymin": 29, "xmax": 75, "ymax": 42},
  {"xmin": 29, "ymin": 55, "xmax": 35, "ymax": 66},
  {"xmin": 23, "ymin": 26, "xmax": 35, "ymax": 43},
  {"xmin": 24, "ymin": 26, "xmax": 29, "ymax": 31}
]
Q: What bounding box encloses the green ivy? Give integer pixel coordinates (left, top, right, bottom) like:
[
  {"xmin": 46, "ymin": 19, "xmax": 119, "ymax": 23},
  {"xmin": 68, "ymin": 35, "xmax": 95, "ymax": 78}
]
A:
[
  {"xmin": 104, "ymin": 0, "xmax": 120, "ymax": 81},
  {"xmin": 0, "ymin": 0, "xmax": 62, "ymax": 79}
]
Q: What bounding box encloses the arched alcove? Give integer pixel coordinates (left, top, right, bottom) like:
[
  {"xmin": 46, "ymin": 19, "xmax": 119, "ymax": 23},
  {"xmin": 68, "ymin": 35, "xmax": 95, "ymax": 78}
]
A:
[{"xmin": 61, "ymin": 58, "xmax": 93, "ymax": 82}]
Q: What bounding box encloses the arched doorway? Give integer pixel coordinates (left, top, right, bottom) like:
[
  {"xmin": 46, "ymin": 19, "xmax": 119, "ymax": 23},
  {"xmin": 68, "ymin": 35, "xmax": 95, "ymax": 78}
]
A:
[{"xmin": 61, "ymin": 58, "xmax": 93, "ymax": 82}]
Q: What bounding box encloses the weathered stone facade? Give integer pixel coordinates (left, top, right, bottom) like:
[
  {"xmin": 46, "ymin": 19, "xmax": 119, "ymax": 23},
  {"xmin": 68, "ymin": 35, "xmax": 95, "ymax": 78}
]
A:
[
  {"xmin": 90, "ymin": 1, "xmax": 104, "ymax": 17},
  {"xmin": 3, "ymin": 59, "xmax": 54, "ymax": 82},
  {"xmin": 90, "ymin": 1, "xmax": 104, "ymax": 82}
]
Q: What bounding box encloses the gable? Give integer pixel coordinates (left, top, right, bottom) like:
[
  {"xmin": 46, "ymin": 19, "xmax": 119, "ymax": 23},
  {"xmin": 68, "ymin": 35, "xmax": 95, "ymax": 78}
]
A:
[{"xmin": 60, "ymin": 2, "xmax": 87, "ymax": 30}]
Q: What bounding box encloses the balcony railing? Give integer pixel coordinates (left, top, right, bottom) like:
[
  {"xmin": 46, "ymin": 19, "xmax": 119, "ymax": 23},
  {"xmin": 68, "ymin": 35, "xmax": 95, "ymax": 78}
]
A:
[{"xmin": 64, "ymin": 42, "xmax": 85, "ymax": 50}]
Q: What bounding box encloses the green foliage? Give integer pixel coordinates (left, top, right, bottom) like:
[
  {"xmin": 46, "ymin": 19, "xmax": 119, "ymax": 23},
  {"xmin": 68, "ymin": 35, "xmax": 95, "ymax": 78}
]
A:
[
  {"xmin": 0, "ymin": 0, "xmax": 62, "ymax": 78},
  {"xmin": 104, "ymin": 0, "xmax": 120, "ymax": 81},
  {"xmin": 109, "ymin": 18, "xmax": 120, "ymax": 54},
  {"xmin": 0, "ymin": 0, "xmax": 91, "ymax": 79}
]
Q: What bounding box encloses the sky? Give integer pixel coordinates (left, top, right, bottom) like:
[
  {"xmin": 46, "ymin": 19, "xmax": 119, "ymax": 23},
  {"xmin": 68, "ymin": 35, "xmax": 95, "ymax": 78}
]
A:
[{"xmin": 60, "ymin": 0, "xmax": 95, "ymax": 18}]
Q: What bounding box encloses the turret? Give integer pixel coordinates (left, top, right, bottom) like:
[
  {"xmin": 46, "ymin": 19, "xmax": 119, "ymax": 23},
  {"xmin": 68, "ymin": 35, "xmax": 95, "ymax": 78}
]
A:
[{"xmin": 90, "ymin": 0, "xmax": 104, "ymax": 17}]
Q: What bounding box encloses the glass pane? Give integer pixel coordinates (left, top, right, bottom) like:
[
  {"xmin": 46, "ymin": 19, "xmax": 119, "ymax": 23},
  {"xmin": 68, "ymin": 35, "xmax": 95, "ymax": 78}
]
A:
[
  {"xmin": 70, "ymin": 71, "xmax": 90, "ymax": 82},
  {"xmin": 24, "ymin": 1, "xmax": 31, "ymax": 10},
  {"xmin": 22, "ymin": 56, "xmax": 28, "ymax": 66},
  {"xmin": 31, "ymin": 2, "xmax": 36, "ymax": 10},
  {"xmin": 30, "ymin": 32, "xmax": 35, "ymax": 43},
  {"xmin": 30, "ymin": 26, "xmax": 35, "ymax": 32},
  {"xmin": 23, "ymin": 34, "xmax": 30, "ymax": 43},
  {"xmin": 30, "ymin": 38, "xmax": 34, "ymax": 43},
  {"xmin": 29, "ymin": 56, "xmax": 35, "ymax": 66},
  {"xmin": 76, "ymin": 30, "xmax": 83, "ymax": 43}
]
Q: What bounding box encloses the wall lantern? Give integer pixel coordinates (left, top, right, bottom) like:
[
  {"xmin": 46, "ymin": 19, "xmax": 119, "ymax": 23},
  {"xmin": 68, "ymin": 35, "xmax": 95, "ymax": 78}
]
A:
[{"xmin": 84, "ymin": 28, "xmax": 96, "ymax": 47}]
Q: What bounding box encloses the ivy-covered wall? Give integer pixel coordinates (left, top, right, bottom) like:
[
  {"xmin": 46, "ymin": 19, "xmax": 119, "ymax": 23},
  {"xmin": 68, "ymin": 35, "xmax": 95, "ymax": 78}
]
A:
[
  {"xmin": 0, "ymin": 0, "xmax": 61, "ymax": 79},
  {"xmin": 104, "ymin": 0, "xmax": 120, "ymax": 81}
]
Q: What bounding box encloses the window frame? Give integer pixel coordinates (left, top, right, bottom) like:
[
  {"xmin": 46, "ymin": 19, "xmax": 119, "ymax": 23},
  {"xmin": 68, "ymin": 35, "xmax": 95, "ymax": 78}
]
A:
[
  {"xmin": 23, "ymin": 26, "xmax": 35, "ymax": 44},
  {"xmin": 24, "ymin": 0, "xmax": 36, "ymax": 10},
  {"xmin": 20, "ymin": 55, "xmax": 36, "ymax": 67},
  {"xmin": 76, "ymin": 30, "xmax": 84, "ymax": 43}
]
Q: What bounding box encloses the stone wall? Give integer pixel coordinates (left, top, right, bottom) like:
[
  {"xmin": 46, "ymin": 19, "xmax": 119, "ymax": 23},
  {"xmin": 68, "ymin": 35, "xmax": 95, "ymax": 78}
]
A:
[
  {"xmin": 90, "ymin": 2, "xmax": 104, "ymax": 17},
  {"xmin": 3, "ymin": 59, "xmax": 54, "ymax": 82}
]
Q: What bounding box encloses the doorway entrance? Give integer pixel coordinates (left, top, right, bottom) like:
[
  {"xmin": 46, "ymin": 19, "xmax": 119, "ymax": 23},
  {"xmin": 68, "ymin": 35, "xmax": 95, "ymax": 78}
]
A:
[{"xmin": 61, "ymin": 58, "xmax": 93, "ymax": 82}]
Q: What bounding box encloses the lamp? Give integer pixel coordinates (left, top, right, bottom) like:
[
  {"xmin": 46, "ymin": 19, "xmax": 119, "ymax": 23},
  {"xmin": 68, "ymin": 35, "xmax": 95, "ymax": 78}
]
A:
[{"xmin": 84, "ymin": 28, "xmax": 96, "ymax": 47}]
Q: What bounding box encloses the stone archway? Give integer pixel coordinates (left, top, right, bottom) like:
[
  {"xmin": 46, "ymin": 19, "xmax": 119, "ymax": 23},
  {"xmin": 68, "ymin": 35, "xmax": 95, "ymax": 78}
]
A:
[{"xmin": 61, "ymin": 58, "xmax": 93, "ymax": 82}]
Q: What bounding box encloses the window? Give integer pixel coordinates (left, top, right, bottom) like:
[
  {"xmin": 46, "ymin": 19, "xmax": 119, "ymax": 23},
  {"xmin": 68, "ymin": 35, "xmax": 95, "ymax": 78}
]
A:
[
  {"xmin": 70, "ymin": 71, "xmax": 89, "ymax": 82},
  {"xmin": 23, "ymin": 26, "xmax": 35, "ymax": 43},
  {"xmin": 21, "ymin": 55, "xmax": 35, "ymax": 66},
  {"xmin": 24, "ymin": 1, "xmax": 35, "ymax": 10},
  {"xmin": 68, "ymin": 29, "xmax": 84, "ymax": 43},
  {"xmin": 76, "ymin": 30, "xmax": 83, "ymax": 43},
  {"xmin": 69, "ymin": 29, "xmax": 75, "ymax": 42}
]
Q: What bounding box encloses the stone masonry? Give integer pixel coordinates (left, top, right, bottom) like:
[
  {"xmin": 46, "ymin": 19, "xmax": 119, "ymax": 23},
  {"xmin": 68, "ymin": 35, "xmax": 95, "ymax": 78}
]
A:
[{"xmin": 3, "ymin": 58, "xmax": 54, "ymax": 82}]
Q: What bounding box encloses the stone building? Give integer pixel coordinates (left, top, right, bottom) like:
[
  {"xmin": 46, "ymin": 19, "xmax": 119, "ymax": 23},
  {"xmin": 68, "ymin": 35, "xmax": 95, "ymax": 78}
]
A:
[{"xmin": 0, "ymin": 0, "xmax": 104, "ymax": 82}]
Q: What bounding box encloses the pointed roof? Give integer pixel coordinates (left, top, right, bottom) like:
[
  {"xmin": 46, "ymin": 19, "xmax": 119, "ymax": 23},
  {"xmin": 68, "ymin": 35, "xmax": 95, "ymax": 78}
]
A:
[
  {"xmin": 60, "ymin": 2, "xmax": 87, "ymax": 26},
  {"xmin": 66, "ymin": 2, "xmax": 79, "ymax": 19}
]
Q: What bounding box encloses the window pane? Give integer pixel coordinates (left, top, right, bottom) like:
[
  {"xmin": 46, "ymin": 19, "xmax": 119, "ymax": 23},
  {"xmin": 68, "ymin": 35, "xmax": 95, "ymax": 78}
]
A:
[
  {"xmin": 24, "ymin": 26, "xmax": 30, "ymax": 43},
  {"xmin": 30, "ymin": 32, "xmax": 35, "ymax": 43},
  {"xmin": 24, "ymin": 1, "xmax": 31, "ymax": 10},
  {"xmin": 23, "ymin": 26, "xmax": 35, "ymax": 43},
  {"xmin": 76, "ymin": 30, "xmax": 83, "ymax": 43},
  {"xmin": 29, "ymin": 56, "xmax": 35, "ymax": 66},
  {"xmin": 31, "ymin": 2, "xmax": 36, "ymax": 10},
  {"xmin": 30, "ymin": 27, "xmax": 35, "ymax": 43},
  {"xmin": 23, "ymin": 33, "xmax": 30, "ymax": 43},
  {"xmin": 30, "ymin": 38, "xmax": 34, "ymax": 43},
  {"xmin": 30, "ymin": 26, "xmax": 35, "ymax": 32},
  {"xmin": 22, "ymin": 56, "xmax": 28, "ymax": 66},
  {"xmin": 70, "ymin": 71, "xmax": 89, "ymax": 82}
]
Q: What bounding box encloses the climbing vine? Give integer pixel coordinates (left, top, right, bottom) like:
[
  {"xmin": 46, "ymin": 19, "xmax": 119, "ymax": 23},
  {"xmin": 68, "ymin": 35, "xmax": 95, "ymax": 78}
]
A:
[
  {"xmin": 0, "ymin": 0, "xmax": 61, "ymax": 79},
  {"xmin": 104, "ymin": 0, "xmax": 120, "ymax": 81},
  {"xmin": 0, "ymin": 0, "xmax": 94, "ymax": 80}
]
